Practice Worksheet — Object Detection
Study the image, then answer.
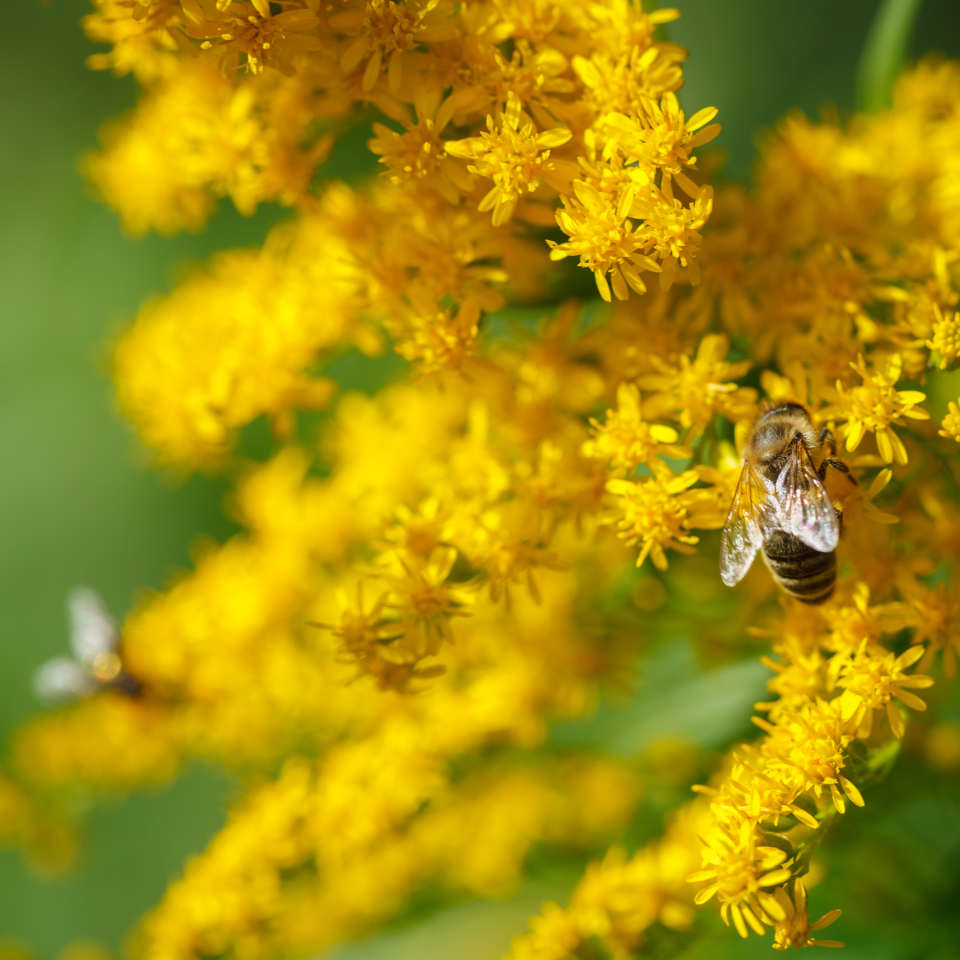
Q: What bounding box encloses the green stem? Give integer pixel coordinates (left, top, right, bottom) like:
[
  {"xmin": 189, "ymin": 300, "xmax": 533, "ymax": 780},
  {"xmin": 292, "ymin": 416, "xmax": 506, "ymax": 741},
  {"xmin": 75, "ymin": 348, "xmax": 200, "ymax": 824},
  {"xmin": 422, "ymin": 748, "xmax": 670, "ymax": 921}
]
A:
[{"xmin": 856, "ymin": 0, "xmax": 925, "ymax": 112}]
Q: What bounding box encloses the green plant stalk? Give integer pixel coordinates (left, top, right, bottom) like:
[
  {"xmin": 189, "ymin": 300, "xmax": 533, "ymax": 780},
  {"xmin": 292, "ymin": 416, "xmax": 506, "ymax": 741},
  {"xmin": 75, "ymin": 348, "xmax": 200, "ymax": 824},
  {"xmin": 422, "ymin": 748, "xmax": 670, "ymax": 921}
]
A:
[{"xmin": 856, "ymin": 0, "xmax": 925, "ymax": 111}]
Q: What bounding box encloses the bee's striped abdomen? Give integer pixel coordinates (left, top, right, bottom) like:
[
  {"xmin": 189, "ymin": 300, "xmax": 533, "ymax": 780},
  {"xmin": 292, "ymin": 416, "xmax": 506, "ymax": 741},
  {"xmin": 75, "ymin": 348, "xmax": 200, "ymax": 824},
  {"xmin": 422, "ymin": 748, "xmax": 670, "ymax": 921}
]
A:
[{"xmin": 761, "ymin": 530, "xmax": 836, "ymax": 604}]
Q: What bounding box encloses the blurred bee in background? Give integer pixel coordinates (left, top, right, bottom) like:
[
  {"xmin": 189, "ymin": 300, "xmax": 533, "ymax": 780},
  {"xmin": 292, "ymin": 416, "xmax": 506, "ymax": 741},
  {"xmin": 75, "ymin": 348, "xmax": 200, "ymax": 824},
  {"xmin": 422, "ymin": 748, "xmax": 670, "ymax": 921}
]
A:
[
  {"xmin": 33, "ymin": 587, "xmax": 141, "ymax": 704},
  {"xmin": 720, "ymin": 403, "xmax": 852, "ymax": 604}
]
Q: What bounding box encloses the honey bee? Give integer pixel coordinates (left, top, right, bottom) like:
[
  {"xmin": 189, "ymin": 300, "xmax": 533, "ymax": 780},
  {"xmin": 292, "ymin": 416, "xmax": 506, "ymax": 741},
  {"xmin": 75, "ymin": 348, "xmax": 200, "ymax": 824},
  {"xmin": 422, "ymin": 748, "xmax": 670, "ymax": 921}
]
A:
[
  {"xmin": 720, "ymin": 403, "xmax": 851, "ymax": 603},
  {"xmin": 33, "ymin": 587, "xmax": 140, "ymax": 704}
]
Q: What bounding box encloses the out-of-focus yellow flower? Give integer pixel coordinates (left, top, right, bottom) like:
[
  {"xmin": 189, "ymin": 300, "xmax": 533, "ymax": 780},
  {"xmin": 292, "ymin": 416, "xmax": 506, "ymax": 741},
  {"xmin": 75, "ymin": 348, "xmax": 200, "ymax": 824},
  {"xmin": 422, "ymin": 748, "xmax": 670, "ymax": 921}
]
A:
[
  {"xmin": 939, "ymin": 400, "xmax": 960, "ymax": 442},
  {"xmin": 927, "ymin": 305, "xmax": 960, "ymax": 370},
  {"xmin": 506, "ymin": 802, "xmax": 706, "ymax": 960},
  {"xmin": 331, "ymin": 0, "xmax": 456, "ymax": 94},
  {"xmin": 639, "ymin": 333, "xmax": 757, "ymax": 441},
  {"xmin": 182, "ymin": 0, "xmax": 323, "ymax": 76},
  {"xmin": 83, "ymin": 0, "xmax": 182, "ymax": 81},
  {"xmin": 771, "ymin": 881, "xmax": 844, "ymax": 951},
  {"xmin": 113, "ymin": 248, "xmax": 343, "ymax": 467}
]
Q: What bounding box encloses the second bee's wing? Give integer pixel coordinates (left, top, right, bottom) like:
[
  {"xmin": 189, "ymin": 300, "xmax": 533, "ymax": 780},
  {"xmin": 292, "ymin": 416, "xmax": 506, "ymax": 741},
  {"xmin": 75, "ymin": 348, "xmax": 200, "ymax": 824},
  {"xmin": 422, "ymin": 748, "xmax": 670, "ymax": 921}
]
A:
[
  {"xmin": 33, "ymin": 656, "xmax": 94, "ymax": 705},
  {"xmin": 775, "ymin": 440, "xmax": 840, "ymax": 553},
  {"xmin": 720, "ymin": 467, "xmax": 777, "ymax": 586},
  {"xmin": 68, "ymin": 587, "xmax": 120, "ymax": 670}
]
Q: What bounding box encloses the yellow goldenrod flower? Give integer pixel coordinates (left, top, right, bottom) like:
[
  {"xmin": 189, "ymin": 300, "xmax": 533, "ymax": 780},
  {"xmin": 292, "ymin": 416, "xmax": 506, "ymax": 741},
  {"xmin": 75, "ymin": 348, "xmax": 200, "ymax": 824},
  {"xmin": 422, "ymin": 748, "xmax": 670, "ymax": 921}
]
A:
[
  {"xmin": 548, "ymin": 179, "xmax": 665, "ymax": 301},
  {"xmin": 572, "ymin": 43, "xmax": 686, "ymax": 120},
  {"xmin": 83, "ymin": 0, "xmax": 182, "ymax": 82},
  {"xmin": 771, "ymin": 881, "xmax": 844, "ymax": 951},
  {"xmin": 926, "ymin": 304, "xmax": 960, "ymax": 370},
  {"xmin": 331, "ymin": 0, "xmax": 457, "ymax": 94},
  {"xmin": 825, "ymin": 582, "xmax": 913, "ymax": 653},
  {"xmin": 834, "ymin": 354, "xmax": 928, "ymax": 464},
  {"xmin": 582, "ymin": 382, "xmax": 692, "ymax": 471},
  {"xmin": 601, "ymin": 94, "xmax": 720, "ymax": 192},
  {"xmin": 605, "ymin": 467, "xmax": 725, "ymax": 570},
  {"xmin": 856, "ymin": 467, "xmax": 901, "ymax": 524},
  {"xmin": 379, "ymin": 546, "xmax": 475, "ymax": 659},
  {"xmin": 756, "ymin": 697, "xmax": 864, "ymax": 816},
  {"xmin": 182, "ymin": 0, "xmax": 323, "ymax": 76},
  {"xmin": 638, "ymin": 333, "xmax": 757, "ymax": 440},
  {"xmin": 368, "ymin": 88, "xmax": 479, "ymax": 200},
  {"xmin": 901, "ymin": 577, "xmax": 960, "ymax": 678},
  {"xmin": 506, "ymin": 802, "xmax": 706, "ymax": 960},
  {"xmin": 939, "ymin": 400, "xmax": 960, "ymax": 442},
  {"xmin": 445, "ymin": 92, "xmax": 576, "ymax": 226},
  {"xmin": 85, "ymin": 61, "xmax": 332, "ymax": 232},
  {"xmin": 688, "ymin": 817, "xmax": 793, "ymax": 938},
  {"xmin": 113, "ymin": 247, "xmax": 344, "ymax": 467},
  {"xmin": 836, "ymin": 642, "xmax": 934, "ymax": 739}
]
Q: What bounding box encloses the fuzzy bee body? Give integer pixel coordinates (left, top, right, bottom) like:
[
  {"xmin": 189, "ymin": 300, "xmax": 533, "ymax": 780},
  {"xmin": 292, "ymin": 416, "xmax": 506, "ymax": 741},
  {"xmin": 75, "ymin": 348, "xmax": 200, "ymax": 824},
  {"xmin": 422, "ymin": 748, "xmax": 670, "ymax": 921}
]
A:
[{"xmin": 720, "ymin": 403, "xmax": 849, "ymax": 604}]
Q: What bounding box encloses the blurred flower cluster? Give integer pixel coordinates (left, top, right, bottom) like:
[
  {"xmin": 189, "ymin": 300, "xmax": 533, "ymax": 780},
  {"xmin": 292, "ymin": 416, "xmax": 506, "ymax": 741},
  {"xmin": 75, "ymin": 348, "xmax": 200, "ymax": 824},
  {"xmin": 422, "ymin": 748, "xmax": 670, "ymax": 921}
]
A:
[{"xmin": 3, "ymin": 0, "xmax": 960, "ymax": 957}]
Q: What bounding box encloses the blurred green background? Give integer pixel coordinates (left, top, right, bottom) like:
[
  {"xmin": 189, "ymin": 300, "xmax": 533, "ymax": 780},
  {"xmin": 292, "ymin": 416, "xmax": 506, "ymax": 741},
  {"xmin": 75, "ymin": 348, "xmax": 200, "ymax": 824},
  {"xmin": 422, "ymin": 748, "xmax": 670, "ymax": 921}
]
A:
[{"xmin": 2, "ymin": 0, "xmax": 960, "ymax": 956}]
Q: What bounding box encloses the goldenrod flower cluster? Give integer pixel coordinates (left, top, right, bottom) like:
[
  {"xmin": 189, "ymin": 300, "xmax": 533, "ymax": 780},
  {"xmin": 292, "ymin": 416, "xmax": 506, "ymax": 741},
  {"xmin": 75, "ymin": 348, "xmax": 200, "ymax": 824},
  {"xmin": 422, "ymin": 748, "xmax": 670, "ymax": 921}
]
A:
[
  {"xmin": 87, "ymin": 0, "xmax": 719, "ymax": 469},
  {"xmin": 4, "ymin": 1, "xmax": 960, "ymax": 957}
]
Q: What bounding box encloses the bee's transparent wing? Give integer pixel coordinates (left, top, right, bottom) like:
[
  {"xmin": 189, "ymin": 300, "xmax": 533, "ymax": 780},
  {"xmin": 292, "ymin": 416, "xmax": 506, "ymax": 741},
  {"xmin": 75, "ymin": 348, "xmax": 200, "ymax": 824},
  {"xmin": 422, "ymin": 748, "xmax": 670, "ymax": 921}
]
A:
[
  {"xmin": 68, "ymin": 587, "xmax": 119, "ymax": 669},
  {"xmin": 33, "ymin": 656, "xmax": 94, "ymax": 705},
  {"xmin": 775, "ymin": 441, "xmax": 840, "ymax": 553},
  {"xmin": 720, "ymin": 467, "xmax": 778, "ymax": 586}
]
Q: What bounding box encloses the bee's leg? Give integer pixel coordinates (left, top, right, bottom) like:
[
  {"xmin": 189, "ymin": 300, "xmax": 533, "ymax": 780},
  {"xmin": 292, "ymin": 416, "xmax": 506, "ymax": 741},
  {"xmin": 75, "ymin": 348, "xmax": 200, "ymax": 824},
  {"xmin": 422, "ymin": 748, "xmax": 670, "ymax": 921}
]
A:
[{"xmin": 817, "ymin": 427, "xmax": 855, "ymax": 483}]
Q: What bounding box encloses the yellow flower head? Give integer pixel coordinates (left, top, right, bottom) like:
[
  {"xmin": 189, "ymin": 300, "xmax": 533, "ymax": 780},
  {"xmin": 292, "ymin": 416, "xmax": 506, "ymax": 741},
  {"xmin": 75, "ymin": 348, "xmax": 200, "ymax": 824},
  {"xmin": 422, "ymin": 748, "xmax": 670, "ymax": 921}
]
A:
[
  {"xmin": 605, "ymin": 467, "xmax": 724, "ymax": 570},
  {"xmin": 771, "ymin": 881, "xmax": 843, "ymax": 951},
  {"xmin": 926, "ymin": 304, "xmax": 960, "ymax": 370},
  {"xmin": 445, "ymin": 92, "xmax": 575, "ymax": 226},
  {"xmin": 835, "ymin": 354, "xmax": 928, "ymax": 464},
  {"xmin": 687, "ymin": 817, "xmax": 792, "ymax": 938},
  {"xmin": 638, "ymin": 333, "xmax": 756, "ymax": 439},
  {"xmin": 183, "ymin": 0, "xmax": 323, "ymax": 76},
  {"xmin": 601, "ymin": 94, "xmax": 720, "ymax": 187},
  {"xmin": 549, "ymin": 179, "xmax": 664, "ymax": 301},
  {"xmin": 332, "ymin": 0, "xmax": 456, "ymax": 93},
  {"xmin": 582, "ymin": 382, "xmax": 691, "ymax": 471},
  {"xmin": 939, "ymin": 400, "xmax": 960, "ymax": 442},
  {"xmin": 837, "ymin": 642, "xmax": 934, "ymax": 739}
]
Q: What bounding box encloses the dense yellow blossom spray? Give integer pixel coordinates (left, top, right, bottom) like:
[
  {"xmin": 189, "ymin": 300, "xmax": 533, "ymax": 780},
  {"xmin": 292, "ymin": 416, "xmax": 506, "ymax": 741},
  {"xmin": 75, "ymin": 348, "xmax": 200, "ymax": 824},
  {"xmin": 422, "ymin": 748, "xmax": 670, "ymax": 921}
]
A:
[{"xmin": 4, "ymin": 0, "xmax": 960, "ymax": 957}]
